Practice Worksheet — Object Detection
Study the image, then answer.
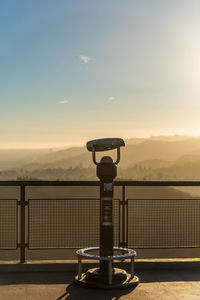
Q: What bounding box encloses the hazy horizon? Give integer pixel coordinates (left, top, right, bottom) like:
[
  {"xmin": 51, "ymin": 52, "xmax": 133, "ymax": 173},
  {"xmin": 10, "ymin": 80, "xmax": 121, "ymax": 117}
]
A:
[{"xmin": 0, "ymin": 134, "xmax": 200, "ymax": 150}]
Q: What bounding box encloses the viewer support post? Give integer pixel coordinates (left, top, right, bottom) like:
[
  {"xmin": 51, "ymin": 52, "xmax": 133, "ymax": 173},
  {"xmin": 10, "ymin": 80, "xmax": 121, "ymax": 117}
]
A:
[{"xmin": 74, "ymin": 138, "xmax": 139, "ymax": 289}]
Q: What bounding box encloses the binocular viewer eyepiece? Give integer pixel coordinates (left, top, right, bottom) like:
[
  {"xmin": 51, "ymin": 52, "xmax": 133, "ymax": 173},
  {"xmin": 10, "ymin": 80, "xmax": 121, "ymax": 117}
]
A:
[
  {"xmin": 86, "ymin": 138, "xmax": 125, "ymax": 165},
  {"xmin": 87, "ymin": 138, "xmax": 125, "ymax": 152}
]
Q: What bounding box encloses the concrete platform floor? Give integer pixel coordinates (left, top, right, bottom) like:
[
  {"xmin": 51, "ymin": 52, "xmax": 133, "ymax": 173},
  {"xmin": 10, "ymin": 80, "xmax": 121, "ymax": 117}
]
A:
[{"xmin": 0, "ymin": 268, "xmax": 200, "ymax": 300}]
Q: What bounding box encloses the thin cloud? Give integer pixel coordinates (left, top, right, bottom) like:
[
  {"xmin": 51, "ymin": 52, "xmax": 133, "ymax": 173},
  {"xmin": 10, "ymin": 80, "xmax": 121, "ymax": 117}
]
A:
[
  {"xmin": 58, "ymin": 98, "xmax": 70, "ymax": 104},
  {"xmin": 80, "ymin": 55, "xmax": 94, "ymax": 64},
  {"xmin": 108, "ymin": 96, "xmax": 115, "ymax": 101}
]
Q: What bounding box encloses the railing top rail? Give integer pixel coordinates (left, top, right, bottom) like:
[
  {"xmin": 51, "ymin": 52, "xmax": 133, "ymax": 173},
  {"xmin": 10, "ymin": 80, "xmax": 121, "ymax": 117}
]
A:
[
  {"xmin": 0, "ymin": 180, "xmax": 200, "ymax": 186},
  {"xmin": 115, "ymin": 181, "xmax": 200, "ymax": 186},
  {"xmin": 0, "ymin": 180, "xmax": 100, "ymax": 186}
]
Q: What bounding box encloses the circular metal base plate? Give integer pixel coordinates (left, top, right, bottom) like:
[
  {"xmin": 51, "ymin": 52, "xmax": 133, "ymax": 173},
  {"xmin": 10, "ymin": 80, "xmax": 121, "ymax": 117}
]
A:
[{"xmin": 74, "ymin": 268, "xmax": 139, "ymax": 290}]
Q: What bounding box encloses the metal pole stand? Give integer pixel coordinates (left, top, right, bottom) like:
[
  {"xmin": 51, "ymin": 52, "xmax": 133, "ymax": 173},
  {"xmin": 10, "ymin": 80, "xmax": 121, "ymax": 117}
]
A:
[{"xmin": 74, "ymin": 138, "xmax": 139, "ymax": 289}]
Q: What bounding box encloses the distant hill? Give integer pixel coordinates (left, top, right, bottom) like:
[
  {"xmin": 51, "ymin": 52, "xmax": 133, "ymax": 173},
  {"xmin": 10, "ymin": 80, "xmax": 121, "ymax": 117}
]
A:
[
  {"xmin": 173, "ymin": 154, "xmax": 200, "ymax": 165},
  {"xmin": 120, "ymin": 138, "xmax": 200, "ymax": 168},
  {"xmin": 36, "ymin": 147, "xmax": 86, "ymax": 163},
  {"xmin": 129, "ymin": 159, "xmax": 172, "ymax": 169},
  {"xmin": 149, "ymin": 135, "xmax": 193, "ymax": 142},
  {"xmin": 125, "ymin": 138, "xmax": 146, "ymax": 145},
  {"xmin": 0, "ymin": 149, "xmax": 50, "ymax": 170},
  {"xmin": 16, "ymin": 138, "xmax": 200, "ymax": 170},
  {"xmin": 1, "ymin": 136, "xmax": 200, "ymax": 180}
]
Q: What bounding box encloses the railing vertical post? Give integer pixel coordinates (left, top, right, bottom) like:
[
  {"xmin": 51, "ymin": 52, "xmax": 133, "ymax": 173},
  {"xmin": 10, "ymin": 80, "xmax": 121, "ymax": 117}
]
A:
[
  {"xmin": 20, "ymin": 184, "xmax": 26, "ymax": 263},
  {"xmin": 122, "ymin": 185, "xmax": 126, "ymax": 247},
  {"xmin": 126, "ymin": 196, "xmax": 128, "ymax": 248}
]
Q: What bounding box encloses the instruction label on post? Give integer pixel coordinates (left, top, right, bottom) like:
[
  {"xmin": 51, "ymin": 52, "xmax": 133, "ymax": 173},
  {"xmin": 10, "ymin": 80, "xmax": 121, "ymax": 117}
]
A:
[{"xmin": 101, "ymin": 197, "xmax": 113, "ymax": 226}]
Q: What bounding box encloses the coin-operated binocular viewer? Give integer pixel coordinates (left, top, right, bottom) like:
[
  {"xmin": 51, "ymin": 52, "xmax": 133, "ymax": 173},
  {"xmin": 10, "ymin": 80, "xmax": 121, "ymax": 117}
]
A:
[{"xmin": 74, "ymin": 138, "xmax": 139, "ymax": 289}]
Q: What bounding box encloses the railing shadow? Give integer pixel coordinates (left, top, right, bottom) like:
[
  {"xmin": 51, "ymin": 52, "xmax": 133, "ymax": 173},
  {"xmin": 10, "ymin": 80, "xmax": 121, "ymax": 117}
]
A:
[
  {"xmin": 1, "ymin": 268, "xmax": 200, "ymax": 286},
  {"xmin": 56, "ymin": 282, "xmax": 137, "ymax": 300},
  {"xmin": 1, "ymin": 268, "xmax": 200, "ymax": 300},
  {"xmin": 0, "ymin": 271, "xmax": 137, "ymax": 300}
]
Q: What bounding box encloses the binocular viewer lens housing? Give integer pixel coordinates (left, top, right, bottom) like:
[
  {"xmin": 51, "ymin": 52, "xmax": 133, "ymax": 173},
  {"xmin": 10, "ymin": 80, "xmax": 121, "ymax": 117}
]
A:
[{"xmin": 87, "ymin": 138, "xmax": 125, "ymax": 152}]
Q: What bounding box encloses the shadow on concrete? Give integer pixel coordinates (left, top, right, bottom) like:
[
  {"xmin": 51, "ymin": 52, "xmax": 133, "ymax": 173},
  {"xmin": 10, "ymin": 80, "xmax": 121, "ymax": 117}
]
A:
[
  {"xmin": 0, "ymin": 268, "xmax": 200, "ymax": 286},
  {"xmin": 56, "ymin": 283, "xmax": 137, "ymax": 300},
  {"xmin": 0, "ymin": 272, "xmax": 74, "ymax": 285}
]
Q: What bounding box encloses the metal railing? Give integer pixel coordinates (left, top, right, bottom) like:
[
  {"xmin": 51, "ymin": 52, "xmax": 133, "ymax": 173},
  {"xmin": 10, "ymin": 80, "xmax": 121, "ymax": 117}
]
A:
[{"xmin": 0, "ymin": 180, "xmax": 200, "ymax": 263}]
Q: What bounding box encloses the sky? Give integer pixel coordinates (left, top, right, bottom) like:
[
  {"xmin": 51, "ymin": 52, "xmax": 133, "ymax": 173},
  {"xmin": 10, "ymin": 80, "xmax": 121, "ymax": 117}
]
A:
[{"xmin": 0, "ymin": 0, "xmax": 200, "ymax": 148}]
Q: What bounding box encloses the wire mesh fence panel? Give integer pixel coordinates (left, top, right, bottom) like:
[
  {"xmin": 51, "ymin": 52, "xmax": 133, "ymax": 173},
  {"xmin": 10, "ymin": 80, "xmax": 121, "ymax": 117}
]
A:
[
  {"xmin": 28, "ymin": 198, "xmax": 119, "ymax": 249},
  {"xmin": 0, "ymin": 200, "xmax": 17, "ymax": 249},
  {"xmin": 128, "ymin": 199, "xmax": 200, "ymax": 248}
]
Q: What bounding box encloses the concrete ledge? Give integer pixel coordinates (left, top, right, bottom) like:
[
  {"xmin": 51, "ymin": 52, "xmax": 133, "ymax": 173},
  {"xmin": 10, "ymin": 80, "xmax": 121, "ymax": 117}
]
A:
[{"xmin": 1, "ymin": 259, "xmax": 200, "ymax": 272}]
